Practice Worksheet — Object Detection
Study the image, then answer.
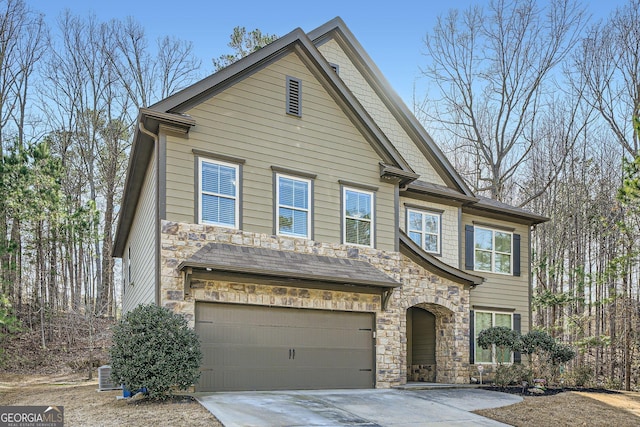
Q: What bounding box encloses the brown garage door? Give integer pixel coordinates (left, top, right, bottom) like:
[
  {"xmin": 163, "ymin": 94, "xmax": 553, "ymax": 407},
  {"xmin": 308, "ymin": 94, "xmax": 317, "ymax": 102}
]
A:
[{"xmin": 195, "ymin": 302, "xmax": 375, "ymax": 391}]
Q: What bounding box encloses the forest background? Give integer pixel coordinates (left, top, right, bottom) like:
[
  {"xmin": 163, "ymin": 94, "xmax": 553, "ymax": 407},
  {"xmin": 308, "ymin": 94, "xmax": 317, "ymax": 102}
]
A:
[{"xmin": 0, "ymin": 0, "xmax": 639, "ymax": 390}]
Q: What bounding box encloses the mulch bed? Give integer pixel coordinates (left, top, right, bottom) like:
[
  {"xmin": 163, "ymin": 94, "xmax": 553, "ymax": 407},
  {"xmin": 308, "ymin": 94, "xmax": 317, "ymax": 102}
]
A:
[{"xmin": 481, "ymin": 385, "xmax": 622, "ymax": 397}]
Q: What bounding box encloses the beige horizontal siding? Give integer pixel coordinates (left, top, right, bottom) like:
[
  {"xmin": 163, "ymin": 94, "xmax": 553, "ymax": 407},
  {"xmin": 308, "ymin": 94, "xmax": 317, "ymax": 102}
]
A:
[
  {"xmin": 164, "ymin": 51, "xmax": 396, "ymax": 251},
  {"xmin": 463, "ymin": 213, "xmax": 531, "ymax": 333},
  {"xmin": 317, "ymin": 39, "xmax": 445, "ymax": 186},
  {"xmin": 399, "ymin": 197, "xmax": 459, "ymax": 266},
  {"xmin": 123, "ymin": 148, "xmax": 157, "ymax": 313}
]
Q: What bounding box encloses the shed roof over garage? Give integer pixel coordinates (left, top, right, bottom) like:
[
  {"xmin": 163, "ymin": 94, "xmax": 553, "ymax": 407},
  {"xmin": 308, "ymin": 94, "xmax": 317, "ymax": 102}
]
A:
[{"xmin": 178, "ymin": 242, "xmax": 400, "ymax": 289}]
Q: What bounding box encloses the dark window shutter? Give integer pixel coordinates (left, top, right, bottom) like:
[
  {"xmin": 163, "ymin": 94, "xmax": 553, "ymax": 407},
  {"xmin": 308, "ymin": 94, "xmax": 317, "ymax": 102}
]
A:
[
  {"xmin": 469, "ymin": 310, "xmax": 475, "ymax": 364},
  {"xmin": 286, "ymin": 76, "xmax": 301, "ymax": 116},
  {"xmin": 513, "ymin": 313, "xmax": 522, "ymax": 363},
  {"xmin": 465, "ymin": 225, "xmax": 474, "ymax": 270},
  {"xmin": 513, "ymin": 233, "xmax": 521, "ymax": 276}
]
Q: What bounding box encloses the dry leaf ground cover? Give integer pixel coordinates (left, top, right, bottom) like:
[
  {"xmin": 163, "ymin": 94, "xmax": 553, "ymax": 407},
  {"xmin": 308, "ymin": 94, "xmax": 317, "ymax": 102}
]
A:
[
  {"xmin": 3, "ymin": 373, "xmax": 640, "ymax": 426},
  {"xmin": 474, "ymin": 388, "xmax": 640, "ymax": 426},
  {"xmin": 0, "ymin": 373, "xmax": 222, "ymax": 427}
]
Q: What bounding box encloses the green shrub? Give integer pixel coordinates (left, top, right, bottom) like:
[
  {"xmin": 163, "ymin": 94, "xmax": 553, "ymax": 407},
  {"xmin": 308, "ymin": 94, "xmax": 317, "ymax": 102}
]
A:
[
  {"xmin": 109, "ymin": 304, "xmax": 202, "ymax": 400},
  {"xmin": 0, "ymin": 295, "xmax": 21, "ymax": 366},
  {"xmin": 567, "ymin": 366, "xmax": 593, "ymax": 387},
  {"xmin": 551, "ymin": 342, "xmax": 576, "ymax": 364},
  {"xmin": 477, "ymin": 326, "xmax": 520, "ymax": 364},
  {"xmin": 494, "ymin": 364, "xmax": 533, "ymax": 387},
  {"xmin": 520, "ymin": 330, "xmax": 555, "ymax": 356}
]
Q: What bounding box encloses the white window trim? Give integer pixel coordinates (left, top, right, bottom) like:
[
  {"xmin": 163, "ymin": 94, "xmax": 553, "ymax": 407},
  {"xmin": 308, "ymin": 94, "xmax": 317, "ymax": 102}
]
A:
[
  {"xmin": 406, "ymin": 208, "xmax": 441, "ymax": 254},
  {"xmin": 474, "ymin": 226, "xmax": 513, "ymax": 275},
  {"xmin": 276, "ymin": 173, "xmax": 311, "ymax": 238},
  {"xmin": 198, "ymin": 158, "xmax": 239, "ymax": 229},
  {"xmin": 474, "ymin": 310, "xmax": 514, "ymax": 365},
  {"xmin": 342, "ymin": 187, "xmax": 374, "ymax": 248}
]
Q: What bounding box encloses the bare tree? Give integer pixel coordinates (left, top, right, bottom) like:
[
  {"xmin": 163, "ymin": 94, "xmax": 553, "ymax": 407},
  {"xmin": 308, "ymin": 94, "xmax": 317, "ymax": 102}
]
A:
[
  {"xmin": 106, "ymin": 18, "xmax": 201, "ymax": 110},
  {"xmin": 420, "ymin": 0, "xmax": 587, "ymax": 201},
  {"xmin": 0, "ymin": 0, "xmax": 48, "ymax": 312},
  {"xmin": 572, "ymin": 0, "xmax": 640, "ymax": 157}
]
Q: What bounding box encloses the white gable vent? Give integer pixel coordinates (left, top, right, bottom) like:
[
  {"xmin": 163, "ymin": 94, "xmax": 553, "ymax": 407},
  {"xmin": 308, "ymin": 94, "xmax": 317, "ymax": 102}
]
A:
[
  {"xmin": 286, "ymin": 76, "xmax": 302, "ymax": 117},
  {"xmin": 98, "ymin": 365, "xmax": 122, "ymax": 391}
]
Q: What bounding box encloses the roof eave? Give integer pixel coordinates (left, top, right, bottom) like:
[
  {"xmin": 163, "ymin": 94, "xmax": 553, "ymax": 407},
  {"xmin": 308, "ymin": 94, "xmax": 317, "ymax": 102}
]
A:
[
  {"xmin": 399, "ymin": 230, "xmax": 484, "ymax": 286},
  {"xmin": 112, "ymin": 110, "xmax": 195, "ymax": 257},
  {"xmin": 308, "ymin": 17, "xmax": 474, "ymax": 197},
  {"xmin": 151, "ymin": 28, "xmax": 308, "ymax": 113},
  {"xmin": 403, "ymin": 181, "xmax": 479, "ymax": 204},
  {"xmin": 179, "ymin": 260, "xmax": 399, "ymax": 289},
  {"xmin": 464, "ymin": 204, "xmax": 550, "ymax": 225}
]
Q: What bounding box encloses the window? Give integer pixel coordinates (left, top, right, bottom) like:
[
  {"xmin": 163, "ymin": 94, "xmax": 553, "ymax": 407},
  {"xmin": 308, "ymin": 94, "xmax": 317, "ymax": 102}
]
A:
[
  {"xmin": 474, "ymin": 227, "xmax": 512, "ymax": 274},
  {"xmin": 127, "ymin": 246, "xmax": 132, "ymax": 285},
  {"xmin": 407, "ymin": 209, "xmax": 441, "ymax": 254},
  {"xmin": 199, "ymin": 158, "xmax": 239, "ymax": 228},
  {"xmin": 286, "ymin": 76, "xmax": 301, "ymax": 116},
  {"xmin": 343, "ymin": 188, "xmax": 373, "ymax": 247},
  {"xmin": 474, "ymin": 311, "xmax": 513, "ymax": 364},
  {"xmin": 276, "ymin": 174, "xmax": 311, "ymax": 238}
]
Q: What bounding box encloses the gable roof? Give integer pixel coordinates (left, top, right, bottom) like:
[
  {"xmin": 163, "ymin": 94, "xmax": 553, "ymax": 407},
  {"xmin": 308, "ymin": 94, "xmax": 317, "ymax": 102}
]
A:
[
  {"xmin": 150, "ymin": 26, "xmax": 415, "ymax": 173},
  {"xmin": 307, "ymin": 17, "xmax": 474, "ymax": 197},
  {"xmin": 113, "ymin": 24, "xmax": 420, "ymax": 257}
]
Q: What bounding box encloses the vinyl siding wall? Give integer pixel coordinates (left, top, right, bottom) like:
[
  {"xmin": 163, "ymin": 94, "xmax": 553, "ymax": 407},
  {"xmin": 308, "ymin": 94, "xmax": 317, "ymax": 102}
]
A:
[
  {"xmin": 164, "ymin": 51, "xmax": 396, "ymax": 251},
  {"xmin": 399, "ymin": 196, "xmax": 459, "ymax": 266},
  {"xmin": 122, "ymin": 148, "xmax": 157, "ymax": 313},
  {"xmin": 316, "ymin": 39, "xmax": 445, "ymax": 186},
  {"xmin": 463, "ymin": 213, "xmax": 530, "ymax": 334}
]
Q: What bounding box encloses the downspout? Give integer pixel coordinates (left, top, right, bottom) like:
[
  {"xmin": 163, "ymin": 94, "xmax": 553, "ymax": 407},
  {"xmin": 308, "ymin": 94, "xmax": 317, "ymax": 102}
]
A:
[
  {"xmin": 529, "ymin": 224, "xmax": 534, "ymax": 332},
  {"xmin": 138, "ymin": 119, "xmax": 161, "ymax": 307}
]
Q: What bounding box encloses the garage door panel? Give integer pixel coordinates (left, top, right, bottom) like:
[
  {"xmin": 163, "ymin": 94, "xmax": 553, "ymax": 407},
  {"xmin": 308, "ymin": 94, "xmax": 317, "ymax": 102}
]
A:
[{"xmin": 195, "ymin": 302, "xmax": 375, "ymax": 391}]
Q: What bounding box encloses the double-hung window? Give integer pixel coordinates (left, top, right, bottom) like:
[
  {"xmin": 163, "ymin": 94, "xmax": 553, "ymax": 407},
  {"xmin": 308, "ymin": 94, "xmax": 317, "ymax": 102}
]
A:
[
  {"xmin": 407, "ymin": 209, "xmax": 441, "ymax": 254},
  {"xmin": 199, "ymin": 158, "xmax": 239, "ymax": 228},
  {"xmin": 474, "ymin": 311, "xmax": 513, "ymax": 364},
  {"xmin": 474, "ymin": 227, "xmax": 512, "ymax": 274},
  {"xmin": 277, "ymin": 174, "xmax": 311, "ymax": 238},
  {"xmin": 343, "ymin": 187, "xmax": 374, "ymax": 247}
]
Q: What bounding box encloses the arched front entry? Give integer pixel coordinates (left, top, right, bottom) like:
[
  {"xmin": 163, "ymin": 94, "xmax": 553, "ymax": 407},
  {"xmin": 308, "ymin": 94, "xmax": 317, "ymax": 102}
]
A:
[
  {"xmin": 407, "ymin": 306, "xmax": 436, "ymax": 382},
  {"xmin": 406, "ymin": 302, "xmax": 456, "ymax": 383}
]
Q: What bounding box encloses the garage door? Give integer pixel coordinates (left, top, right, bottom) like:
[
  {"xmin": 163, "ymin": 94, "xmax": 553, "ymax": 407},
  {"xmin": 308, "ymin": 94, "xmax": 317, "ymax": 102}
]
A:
[{"xmin": 195, "ymin": 302, "xmax": 375, "ymax": 391}]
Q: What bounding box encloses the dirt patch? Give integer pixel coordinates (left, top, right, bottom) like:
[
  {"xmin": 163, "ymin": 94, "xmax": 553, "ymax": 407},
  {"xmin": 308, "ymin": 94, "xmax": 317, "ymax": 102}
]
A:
[
  {"xmin": 0, "ymin": 375, "xmax": 222, "ymax": 427},
  {"xmin": 475, "ymin": 390, "xmax": 640, "ymax": 426}
]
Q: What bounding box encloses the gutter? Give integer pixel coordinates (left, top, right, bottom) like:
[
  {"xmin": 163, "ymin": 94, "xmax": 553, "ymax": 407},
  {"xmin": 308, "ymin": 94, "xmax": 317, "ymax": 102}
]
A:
[{"xmin": 138, "ymin": 119, "xmax": 161, "ymax": 307}]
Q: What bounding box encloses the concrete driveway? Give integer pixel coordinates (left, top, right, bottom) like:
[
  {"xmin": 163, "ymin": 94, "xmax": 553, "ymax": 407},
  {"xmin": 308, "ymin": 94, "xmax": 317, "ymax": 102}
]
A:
[{"xmin": 196, "ymin": 388, "xmax": 521, "ymax": 426}]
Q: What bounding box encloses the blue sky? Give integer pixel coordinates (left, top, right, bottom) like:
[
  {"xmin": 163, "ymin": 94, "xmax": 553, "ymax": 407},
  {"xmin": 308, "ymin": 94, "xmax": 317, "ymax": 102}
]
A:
[{"xmin": 30, "ymin": 0, "xmax": 626, "ymax": 107}]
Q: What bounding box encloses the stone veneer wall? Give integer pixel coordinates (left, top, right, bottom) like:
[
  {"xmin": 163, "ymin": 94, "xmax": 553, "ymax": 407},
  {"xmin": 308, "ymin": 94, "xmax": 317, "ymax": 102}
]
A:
[{"xmin": 160, "ymin": 220, "xmax": 471, "ymax": 386}]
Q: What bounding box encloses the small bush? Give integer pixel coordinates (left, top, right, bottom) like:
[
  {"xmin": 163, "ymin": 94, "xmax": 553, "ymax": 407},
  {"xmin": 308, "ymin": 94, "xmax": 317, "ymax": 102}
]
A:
[
  {"xmin": 567, "ymin": 366, "xmax": 593, "ymax": 387},
  {"xmin": 551, "ymin": 342, "xmax": 576, "ymax": 365},
  {"xmin": 109, "ymin": 304, "xmax": 202, "ymax": 400},
  {"xmin": 477, "ymin": 326, "xmax": 520, "ymax": 364},
  {"xmin": 493, "ymin": 364, "xmax": 533, "ymax": 387},
  {"xmin": 520, "ymin": 330, "xmax": 555, "ymax": 356}
]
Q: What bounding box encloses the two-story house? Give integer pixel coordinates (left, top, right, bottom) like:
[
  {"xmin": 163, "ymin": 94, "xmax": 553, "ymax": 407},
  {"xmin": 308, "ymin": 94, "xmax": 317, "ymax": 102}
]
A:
[{"xmin": 112, "ymin": 17, "xmax": 547, "ymax": 392}]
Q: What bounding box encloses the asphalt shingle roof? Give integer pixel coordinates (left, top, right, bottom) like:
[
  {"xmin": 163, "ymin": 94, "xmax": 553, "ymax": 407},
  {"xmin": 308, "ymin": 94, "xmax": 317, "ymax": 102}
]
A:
[{"xmin": 178, "ymin": 242, "xmax": 400, "ymax": 288}]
